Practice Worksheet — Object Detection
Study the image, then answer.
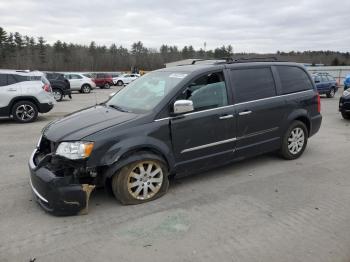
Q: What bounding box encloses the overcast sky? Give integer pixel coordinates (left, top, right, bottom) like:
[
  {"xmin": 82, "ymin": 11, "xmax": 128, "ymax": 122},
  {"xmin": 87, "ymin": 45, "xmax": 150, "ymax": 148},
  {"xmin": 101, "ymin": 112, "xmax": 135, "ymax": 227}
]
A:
[{"xmin": 0, "ymin": 0, "xmax": 348, "ymax": 53}]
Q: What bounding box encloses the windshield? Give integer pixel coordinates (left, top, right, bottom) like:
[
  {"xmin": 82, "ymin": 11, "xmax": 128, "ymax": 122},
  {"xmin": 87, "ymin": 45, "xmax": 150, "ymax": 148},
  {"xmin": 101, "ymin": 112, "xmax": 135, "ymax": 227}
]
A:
[{"xmin": 106, "ymin": 71, "xmax": 186, "ymax": 113}]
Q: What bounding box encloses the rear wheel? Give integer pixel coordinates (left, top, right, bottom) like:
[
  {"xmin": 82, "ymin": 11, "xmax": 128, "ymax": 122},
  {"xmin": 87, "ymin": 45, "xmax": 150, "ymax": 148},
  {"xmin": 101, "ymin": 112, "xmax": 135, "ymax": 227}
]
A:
[
  {"xmin": 104, "ymin": 83, "xmax": 111, "ymax": 89},
  {"xmin": 111, "ymin": 154, "xmax": 169, "ymax": 205},
  {"xmin": 341, "ymin": 112, "xmax": 350, "ymax": 120},
  {"xmin": 326, "ymin": 88, "xmax": 335, "ymax": 98},
  {"xmin": 280, "ymin": 120, "xmax": 308, "ymax": 160},
  {"xmin": 52, "ymin": 89, "xmax": 63, "ymax": 101},
  {"xmin": 81, "ymin": 84, "xmax": 91, "ymax": 94},
  {"xmin": 11, "ymin": 101, "xmax": 38, "ymax": 123}
]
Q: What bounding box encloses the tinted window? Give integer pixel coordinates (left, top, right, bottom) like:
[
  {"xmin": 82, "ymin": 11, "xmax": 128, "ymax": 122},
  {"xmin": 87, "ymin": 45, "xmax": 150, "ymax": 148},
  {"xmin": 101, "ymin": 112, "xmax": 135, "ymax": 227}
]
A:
[
  {"xmin": 7, "ymin": 74, "xmax": 17, "ymax": 85},
  {"xmin": 0, "ymin": 74, "xmax": 7, "ymax": 86},
  {"xmin": 177, "ymin": 72, "xmax": 228, "ymax": 111},
  {"xmin": 321, "ymin": 76, "xmax": 328, "ymax": 82},
  {"xmin": 230, "ymin": 67, "xmax": 276, "ymax": 103},
  {"xmin": 277, "ymin": 66, "xmax": 313, "ymax": 94},
  {"xmin": 70, "ymin": 74, "xmax": 82, "ymax": 79},
  {"xmin": 313, "ymin": 76, "xmax": 321, "ymax": 82},
  {"xmin": 13, "ymin": 75, "xmax": 29, "ymax": 82},
  {"xmin": 327, "ymin": 75, "xmax": 335, "ymax": 81}
]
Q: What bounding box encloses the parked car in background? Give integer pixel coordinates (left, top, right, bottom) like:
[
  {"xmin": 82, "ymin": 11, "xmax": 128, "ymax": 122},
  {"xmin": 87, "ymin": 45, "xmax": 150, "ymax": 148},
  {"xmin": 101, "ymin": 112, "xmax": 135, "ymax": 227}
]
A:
[
  {"xmin": 111, "ymin": 73, "xmax": 122, "ymax": 85},
  {"xmin": 339, "ymin": 89, "xmax": 350, "ymax": 119},
  {"xmin": 45, "ymin": 72, "xmax": 71, "ymax": 101},
  {"xmin": 344, "ymin": 75, "xmax": 350, "ymax": 90},
  {"xmin": 312, "ymin": 73, "xmax": 338, "ymax": 98},
  {"xmin": 0, "ymin": 70, "xmax": 55, "ymax": 123},
  {"xmin": 114, "ymin": 73, "xmax": 140, "ymax": 86},
  {"xmin": 28, "ymin": 61, "xmax": 322, "ymax": 215},
  {"xmin": 93, "ymin": 73, "xmax": 114, "ymax": 89},
  {"xmin": 64, "ymin": 73, "xmax": 96, "ymax": 93}
]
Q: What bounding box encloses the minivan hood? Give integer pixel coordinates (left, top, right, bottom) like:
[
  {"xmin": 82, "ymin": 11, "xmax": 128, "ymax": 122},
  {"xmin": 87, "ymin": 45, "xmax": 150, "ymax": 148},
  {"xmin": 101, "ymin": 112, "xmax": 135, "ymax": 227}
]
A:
[{"xmin": 42, "ymin": 105, "xmax": 138, "ymax": 142}]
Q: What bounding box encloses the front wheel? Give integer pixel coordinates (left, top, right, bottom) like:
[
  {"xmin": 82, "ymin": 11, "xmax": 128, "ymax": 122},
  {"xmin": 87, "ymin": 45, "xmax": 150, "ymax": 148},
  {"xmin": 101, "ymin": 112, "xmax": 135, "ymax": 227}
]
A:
[
  {"xmin": 116, "ymin": 80, "xmax": 123, "ymax": 86},
  {"xmin": 341, "ymin": 112, "xmax": 350, "ymax": 120},
  {"xmin": 280, "ymin": 120, "xmax": 308, "ymax": 160},
  {"xmin": 111, "ymin": 155, "xmax": 169, "ymax": 205},
  {"xmin": 326, "ymin": 88, "xmax": 335, "ymax": 98}
]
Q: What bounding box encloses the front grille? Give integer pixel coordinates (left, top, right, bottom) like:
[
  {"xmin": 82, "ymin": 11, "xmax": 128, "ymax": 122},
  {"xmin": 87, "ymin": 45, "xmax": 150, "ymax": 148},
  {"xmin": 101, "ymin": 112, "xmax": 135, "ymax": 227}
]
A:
[{"xmin": 39, "ymin": 136, "xmax": 56, "ymax": 155}]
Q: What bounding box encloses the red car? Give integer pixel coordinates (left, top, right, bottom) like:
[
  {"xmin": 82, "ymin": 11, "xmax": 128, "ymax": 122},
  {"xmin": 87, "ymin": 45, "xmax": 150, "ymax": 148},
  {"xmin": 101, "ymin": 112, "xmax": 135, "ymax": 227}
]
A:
[{"xmin": 92, "ymin": 73, "xmax": 113, "ymax": 89}]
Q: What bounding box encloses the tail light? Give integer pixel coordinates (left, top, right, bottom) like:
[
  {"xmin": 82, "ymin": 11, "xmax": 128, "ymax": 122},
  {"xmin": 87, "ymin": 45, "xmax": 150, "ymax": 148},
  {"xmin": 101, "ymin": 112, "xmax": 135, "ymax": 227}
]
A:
[
  {"xmin": 91, "ymin": 78, "xmax": 96, "ymax": 83},
  {"xmin": 317, "ymin": 93, "xmax": 321, "ymax": 113},
  {"xmin": 42, "ymin": 84, "xmax": 51, "ymax": 92}
]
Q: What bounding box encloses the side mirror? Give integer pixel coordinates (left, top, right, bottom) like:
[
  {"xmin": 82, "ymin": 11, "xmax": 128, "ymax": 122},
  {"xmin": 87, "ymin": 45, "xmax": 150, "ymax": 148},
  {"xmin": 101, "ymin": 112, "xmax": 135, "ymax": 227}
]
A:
[{"xmin": 173, "ymin": 100, "xmax": 194, "ymax": 114}]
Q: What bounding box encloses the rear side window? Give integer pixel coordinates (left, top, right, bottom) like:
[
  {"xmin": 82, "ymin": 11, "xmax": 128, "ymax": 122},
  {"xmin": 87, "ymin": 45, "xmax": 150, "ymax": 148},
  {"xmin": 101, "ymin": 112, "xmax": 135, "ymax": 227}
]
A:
[
  {"xmin": 230, "ymin": 67, "xmax": 276, "ymax": 103},
  {"xmin": 0, "ymin": 74, "xmax": 7, "ymax": 86},
  {"xmin": 13, "ymin": 75, "xmax": 29, "ymax": 82},
  {"xmin": 7, "ymin": 74, "xmax": 17, "ymax": 85},
  {"xmin": 277, "ymin": 66, "xmax": 313, "ymax": 94}
]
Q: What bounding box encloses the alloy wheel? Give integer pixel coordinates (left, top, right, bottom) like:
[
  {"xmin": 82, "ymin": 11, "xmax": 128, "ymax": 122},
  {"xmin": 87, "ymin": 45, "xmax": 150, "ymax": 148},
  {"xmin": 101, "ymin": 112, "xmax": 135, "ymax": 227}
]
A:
[
  {"xmin": 53, "ymin": 90, "xmax": 62, "ymax": 101},
  {"xmin": 127, "ymin": 161, "xmax": 163, "ymax": 200},
  {"xmin": 288, "ymin": 127, "xmax": 305, "ymax": 155},
  {"xmin": 15, "ymin": 104, "xmax": 35, "ymax": 121},
  {"xmin": 82, "ymin": 85, "xmax": 90, "ymax": 93}
]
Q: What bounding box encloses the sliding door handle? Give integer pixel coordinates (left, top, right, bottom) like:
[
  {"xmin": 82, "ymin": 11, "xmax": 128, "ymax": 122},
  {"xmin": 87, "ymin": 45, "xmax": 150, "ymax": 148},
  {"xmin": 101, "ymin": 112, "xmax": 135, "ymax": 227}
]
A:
[
  {"xmin": 239, "ymin": 110, "xmax": 252, "ymax": 116},
  {"xmin": 219, "ymin": 114, "xmax": 234, "ymax": 120}
]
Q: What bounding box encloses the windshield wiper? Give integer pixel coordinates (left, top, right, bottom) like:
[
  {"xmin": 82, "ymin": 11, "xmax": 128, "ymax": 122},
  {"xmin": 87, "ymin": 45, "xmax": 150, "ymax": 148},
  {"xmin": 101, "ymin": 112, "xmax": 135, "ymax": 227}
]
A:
[{"xmin": 108, "ymin": 104, "xmax": 131, "ymax": 113}]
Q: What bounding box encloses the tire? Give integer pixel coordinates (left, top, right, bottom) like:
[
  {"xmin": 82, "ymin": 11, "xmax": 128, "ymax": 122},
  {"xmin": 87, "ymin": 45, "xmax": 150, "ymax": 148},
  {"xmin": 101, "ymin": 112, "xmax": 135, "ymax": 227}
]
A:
[
  {"xmin": 81, "ymin": 84, "xmax": 91, "ymax": 94},
  {"xmin": 52, "ymin": 89, "xmax": 63, "ymax": 101},
  {"xmin": 111, "ymin": 153, "xmax": 169, "ymax": 205},
  {"xmin": 326, "ymin": 88, "xmax": 335, "ymax": 98},
  {"xmin": 104, "ymin": 83, "xmax": 111, "ymax": 89},
  {"xmin": 341, "ymin": 112, "xmax": 350, "ymax": 120},
  {"xmin": 280, "ymin": 120, "xmax": 308, "ymax": 160},
  {"xmin": 11, "ymin": 101, "xmax": 38, "ymax": 123},
  {"xmin": 116, "ymin": 80, "xmax": 123, "ymax": 86}
]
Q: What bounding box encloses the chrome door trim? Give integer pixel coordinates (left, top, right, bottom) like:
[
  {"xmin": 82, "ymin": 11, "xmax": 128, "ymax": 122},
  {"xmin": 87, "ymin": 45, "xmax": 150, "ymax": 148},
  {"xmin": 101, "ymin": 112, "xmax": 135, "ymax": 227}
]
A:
[
  {"xmin": 219, "ymin": 114, "xmax": 234, "ymax": 120},
  {"xmin": 181, "ymin": 138, "xmax": 237, "ymax": 153},
  {"xmin": 238, "ymin": 111, "xmax": 252, "ymax": 116}
]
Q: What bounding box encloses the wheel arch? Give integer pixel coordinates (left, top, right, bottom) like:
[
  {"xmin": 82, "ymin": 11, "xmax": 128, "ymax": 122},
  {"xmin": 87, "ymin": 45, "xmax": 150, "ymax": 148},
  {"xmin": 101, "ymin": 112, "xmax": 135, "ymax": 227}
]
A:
[
  {"xmin": 287, "ymin": 111, "xmax": 311, "ymax": 137},
  {"xmin": 103, "ymin": 147, "xmax": 172, "ymax": 190},
  {"xmin": 9, "ymin": 96, "xmax": 40, "ymax": 115}
]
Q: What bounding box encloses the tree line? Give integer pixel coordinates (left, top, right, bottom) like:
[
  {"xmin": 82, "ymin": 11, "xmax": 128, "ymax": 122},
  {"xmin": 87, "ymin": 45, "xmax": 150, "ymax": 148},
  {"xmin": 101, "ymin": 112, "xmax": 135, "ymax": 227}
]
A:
[{"xmin": 0, "ymin": 27, "xmax": 349, "ymax": 72}]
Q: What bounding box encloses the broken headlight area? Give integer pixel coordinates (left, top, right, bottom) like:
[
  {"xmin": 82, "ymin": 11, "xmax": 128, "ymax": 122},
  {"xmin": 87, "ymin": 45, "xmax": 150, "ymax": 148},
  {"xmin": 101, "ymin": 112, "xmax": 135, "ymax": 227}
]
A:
[{"xmin": 29, "ymin": 137, "xmax": 101, "ymax": 216}]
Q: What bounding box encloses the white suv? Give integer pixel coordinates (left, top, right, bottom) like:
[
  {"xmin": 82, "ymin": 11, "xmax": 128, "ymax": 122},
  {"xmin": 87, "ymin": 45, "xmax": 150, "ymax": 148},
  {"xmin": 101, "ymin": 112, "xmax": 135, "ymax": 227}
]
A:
[
  {"xmin": 114, "ymin": 73, "xmax": 140, "ymax": 86},
  {"xmin": 64, "ymin": 73, "xmax": 96, "ymax": 93},
  {"xmin": 0, "ymin": 70, "xmax": 56, "ymax": 123}
]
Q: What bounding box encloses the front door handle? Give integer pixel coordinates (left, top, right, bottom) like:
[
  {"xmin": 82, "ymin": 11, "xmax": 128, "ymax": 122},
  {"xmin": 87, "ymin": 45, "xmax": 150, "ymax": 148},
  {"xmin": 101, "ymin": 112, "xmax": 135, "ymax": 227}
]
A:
[
  {"xmin": 239, "ymin": 110, "xmax": 252, "ymax": 116},
  {"xmin": 7, "ymin": 88, "xmax": 17, "ymax": 91},
  {"xmin": 219, "ymin": 114, "xmax": 234, "ymax": 120}
]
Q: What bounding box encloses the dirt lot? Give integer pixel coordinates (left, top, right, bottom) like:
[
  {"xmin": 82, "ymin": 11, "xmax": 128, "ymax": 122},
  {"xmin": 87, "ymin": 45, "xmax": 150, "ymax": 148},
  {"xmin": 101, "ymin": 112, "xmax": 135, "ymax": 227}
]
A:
[{"xmin": 0, "ymin": 88, "xmax": 349, "ymax": 262}]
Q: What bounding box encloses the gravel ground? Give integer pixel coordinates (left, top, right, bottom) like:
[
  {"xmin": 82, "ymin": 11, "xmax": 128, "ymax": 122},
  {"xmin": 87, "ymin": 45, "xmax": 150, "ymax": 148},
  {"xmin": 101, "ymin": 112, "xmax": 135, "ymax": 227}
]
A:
[{"xmin": 0, "ymin": 87, "xmax": 349, "ymax": 262}]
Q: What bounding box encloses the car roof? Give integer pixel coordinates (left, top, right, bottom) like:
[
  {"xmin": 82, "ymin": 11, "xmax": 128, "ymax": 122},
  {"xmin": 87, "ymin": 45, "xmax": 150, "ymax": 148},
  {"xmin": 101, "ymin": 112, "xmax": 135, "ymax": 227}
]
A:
[{"xmin": 0, "ymin": 69, "xmax": 43, "ymax": 76}]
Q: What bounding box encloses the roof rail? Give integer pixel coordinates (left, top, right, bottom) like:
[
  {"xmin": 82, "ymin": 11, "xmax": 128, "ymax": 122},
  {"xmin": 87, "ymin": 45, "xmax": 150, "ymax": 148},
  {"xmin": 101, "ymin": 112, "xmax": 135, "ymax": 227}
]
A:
[{"xmin": 215, "ymin": 57, "xmax": 281, "ymax": 64}]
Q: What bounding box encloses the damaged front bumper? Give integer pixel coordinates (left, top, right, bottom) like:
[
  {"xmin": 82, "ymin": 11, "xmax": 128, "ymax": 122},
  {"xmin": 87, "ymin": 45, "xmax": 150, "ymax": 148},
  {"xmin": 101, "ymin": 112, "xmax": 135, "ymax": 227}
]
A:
[{"xmin": 28, "ymin": 149, "xmax": 95, "ymax": 216}]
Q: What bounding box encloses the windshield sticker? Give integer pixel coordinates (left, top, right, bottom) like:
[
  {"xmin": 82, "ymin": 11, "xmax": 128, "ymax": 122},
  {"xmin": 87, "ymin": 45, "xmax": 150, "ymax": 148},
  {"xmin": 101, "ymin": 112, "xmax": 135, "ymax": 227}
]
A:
[{"xmin": 169, "ymin": 73, "xmax": 188, "ymax": 79}]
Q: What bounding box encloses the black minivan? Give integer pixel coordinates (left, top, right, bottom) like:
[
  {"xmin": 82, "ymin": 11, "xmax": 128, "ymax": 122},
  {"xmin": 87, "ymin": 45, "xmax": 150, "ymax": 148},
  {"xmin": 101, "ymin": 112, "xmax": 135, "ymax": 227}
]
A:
[{"xmin": 29, "ymin": 61, "xmax": 322, "ymax": 215}]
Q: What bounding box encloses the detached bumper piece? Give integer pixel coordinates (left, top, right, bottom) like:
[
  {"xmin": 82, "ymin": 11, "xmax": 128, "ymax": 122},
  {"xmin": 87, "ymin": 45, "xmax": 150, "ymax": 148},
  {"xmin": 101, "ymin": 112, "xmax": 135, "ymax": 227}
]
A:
[{"xmin": 29, "ymin": 149, "xmax": 95, "ymax": 216}]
